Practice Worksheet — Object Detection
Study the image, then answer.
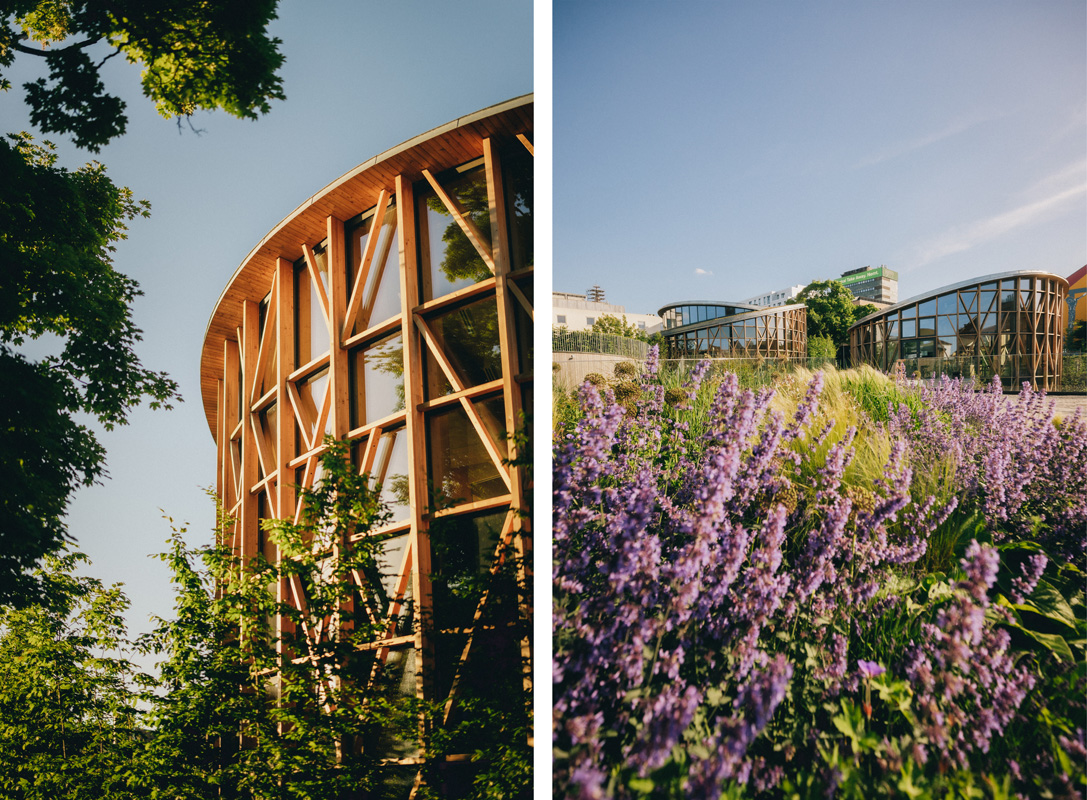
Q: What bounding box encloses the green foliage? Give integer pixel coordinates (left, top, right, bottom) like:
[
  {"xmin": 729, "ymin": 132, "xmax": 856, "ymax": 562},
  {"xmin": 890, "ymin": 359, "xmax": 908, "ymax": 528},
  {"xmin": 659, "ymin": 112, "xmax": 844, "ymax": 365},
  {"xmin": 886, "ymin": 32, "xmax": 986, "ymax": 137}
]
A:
[
  {"xmin": 0, "ymin": 550, "xmax": 148, "ymax": 799},
  {"xmin": 798, "ymin": 280, "xmax": 865, "ymax": 347},
  {"xmin": 0, "ymin": 133, "xmax": 179, "ymax": 606},
  {"xmin": 591, "ymin": 314, "xmax": 647, "ymax": 341},
  {"xmin": 3, "ymin": 0, "xmax": 285, "ymax": 150},
  {"xmin": 0, "ymin": 0, "xmax": 285, "ymax": 605},
  {"xmin": 808, "ymin": 335, "xmax": 837, "ymax": 362}
]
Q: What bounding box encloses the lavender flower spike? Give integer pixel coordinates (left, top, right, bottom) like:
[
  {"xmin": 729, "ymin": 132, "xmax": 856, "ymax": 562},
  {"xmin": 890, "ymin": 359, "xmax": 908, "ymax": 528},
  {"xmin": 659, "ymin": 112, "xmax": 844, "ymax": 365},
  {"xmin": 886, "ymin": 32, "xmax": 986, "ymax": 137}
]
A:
[{"xmin": 857, "ymin": 660, "xmax": 886, "ymax": 680}]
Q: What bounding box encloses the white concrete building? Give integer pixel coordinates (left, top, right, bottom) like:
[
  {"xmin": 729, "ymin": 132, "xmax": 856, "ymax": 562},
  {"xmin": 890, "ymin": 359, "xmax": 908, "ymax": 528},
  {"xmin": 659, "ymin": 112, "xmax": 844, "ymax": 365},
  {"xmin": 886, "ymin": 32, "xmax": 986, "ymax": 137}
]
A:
[
  {"xmin": 553, "ymin": 291, "xmax": 662, "ymax": 334},
  {"xmin": 742, "ymin": 285, "xmax": 806, "ymax": 308}
]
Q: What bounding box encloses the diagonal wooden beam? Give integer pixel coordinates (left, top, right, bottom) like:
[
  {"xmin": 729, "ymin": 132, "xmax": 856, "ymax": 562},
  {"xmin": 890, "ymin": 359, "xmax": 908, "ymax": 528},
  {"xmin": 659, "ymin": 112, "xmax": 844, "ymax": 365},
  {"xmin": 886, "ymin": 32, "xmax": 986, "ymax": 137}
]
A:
[
  {"xmin": 441, "ymin": 510, "xmax": 517, "ymax": 723},
  {"xmin": 302, "ymin": 243, "xmax": 331, "ymax": 334},
  {"xmin": 343, "ymin": 190, "xmax": 390, "ymax": 339},
  {"xmin": 250, "ymin": 272, "xmax": 279, "ymax": 405},
  {"xmin": 516, "ymin": 133, "xmax": 533, "ymax": 155},
  {"xmin": 508, "ymin": 281, "xmax": 533, "ymax": 321},
  {"xmin": 421, "ymin": 169, "xmax": 494, "ymax": 273},
  {"xmin": 359, "ymin": 213, "xmax": 398, "ymax": 330},
  {"xmin": 459, "ymin": 396, "xmax": 511, "ymax": 491},
  {"xmin": 414, "ymin": 315, "xmax": 465, "ymax": 392}
]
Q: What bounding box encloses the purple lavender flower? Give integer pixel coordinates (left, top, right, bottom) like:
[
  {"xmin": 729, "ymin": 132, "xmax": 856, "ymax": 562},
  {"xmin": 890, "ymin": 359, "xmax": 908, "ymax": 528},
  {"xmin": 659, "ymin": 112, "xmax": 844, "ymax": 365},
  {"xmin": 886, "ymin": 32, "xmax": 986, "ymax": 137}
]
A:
[{"xmin": 857, "ymin": 659, "xmax": 886, "ymax": 679}]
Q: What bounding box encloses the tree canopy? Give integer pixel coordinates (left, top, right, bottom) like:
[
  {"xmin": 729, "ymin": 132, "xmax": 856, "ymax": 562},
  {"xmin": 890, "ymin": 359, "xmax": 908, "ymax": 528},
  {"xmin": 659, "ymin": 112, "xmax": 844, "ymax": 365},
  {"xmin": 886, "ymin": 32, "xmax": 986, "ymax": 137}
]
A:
[
  {"xmin": 797, "ymin": 279, "xmax": 876, "ymax": 347},
  {"xmin": 1, "ymin": 0, "xmax": 285, "ymax": 150},
  {"xmin": 0, "ymin": 1, "xmax": 285, "ymax": 605}
]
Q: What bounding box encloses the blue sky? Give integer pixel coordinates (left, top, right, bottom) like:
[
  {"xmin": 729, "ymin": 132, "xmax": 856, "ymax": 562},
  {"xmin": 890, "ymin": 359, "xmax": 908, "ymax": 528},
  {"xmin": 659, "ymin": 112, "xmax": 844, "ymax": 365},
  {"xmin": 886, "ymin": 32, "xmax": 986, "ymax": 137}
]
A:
[
  {"xmin": 554, "ymin": 0, "xmax": 1086, "ymax": 315},
  {"xmin": 1, "ymin": 0, "xmax": 532, "ymax": 661}
]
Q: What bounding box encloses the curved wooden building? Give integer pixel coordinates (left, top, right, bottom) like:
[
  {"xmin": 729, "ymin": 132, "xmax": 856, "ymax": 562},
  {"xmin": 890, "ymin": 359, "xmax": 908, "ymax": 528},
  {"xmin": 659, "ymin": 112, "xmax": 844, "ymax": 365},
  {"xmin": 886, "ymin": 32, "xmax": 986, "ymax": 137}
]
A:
[
  {"xmin": 658, "ymin": 301, "xmax": 808, "ymax": 360},
  {"xmin": 200, "ymin": 96, "xmax": 533, "ymax": 789},
  {"xmin": 847, "ymin": 270, "xmax": 1068, "ymax": 390}
]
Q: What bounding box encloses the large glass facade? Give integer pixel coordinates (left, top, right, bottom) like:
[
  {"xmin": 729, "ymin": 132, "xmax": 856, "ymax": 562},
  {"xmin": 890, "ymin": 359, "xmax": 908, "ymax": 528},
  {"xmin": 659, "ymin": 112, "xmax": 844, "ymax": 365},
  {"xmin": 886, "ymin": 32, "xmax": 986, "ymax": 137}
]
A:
[
  {"xmin": 848, "ymin": 271, "xmax": 1068, "ymax": 390},
  {"xmin": 658, "ymin": 301, "xmax": 808, "ymax": 360},
  {"xmin": 199, "ymin": 97, "xmax": 533, "ymax": 793}
]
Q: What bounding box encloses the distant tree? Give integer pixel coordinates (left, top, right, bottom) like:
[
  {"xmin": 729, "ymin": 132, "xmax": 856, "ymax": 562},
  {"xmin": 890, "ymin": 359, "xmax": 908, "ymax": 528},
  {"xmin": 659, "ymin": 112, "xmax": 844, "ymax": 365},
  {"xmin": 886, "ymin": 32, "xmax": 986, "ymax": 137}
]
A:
[
  {"xmin": 798, "ymin": 280, "xmax": 868, "ymax": 347},
  {"xmin": 855, "ymin": 302, "xmax": 879, "ymax": 321},
  {"xmin": 0, "ymin": 2, "xmax": 285, "ymax": 605},
  {"xmin": 591, "ymin": 314, "xmax": 647, "ymax": 341}
]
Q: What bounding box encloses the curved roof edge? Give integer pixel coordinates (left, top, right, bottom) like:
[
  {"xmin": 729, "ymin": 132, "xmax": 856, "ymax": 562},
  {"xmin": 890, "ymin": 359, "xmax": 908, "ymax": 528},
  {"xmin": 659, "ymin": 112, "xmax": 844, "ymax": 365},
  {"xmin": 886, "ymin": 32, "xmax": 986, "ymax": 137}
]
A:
[
  {"xmin": 198, "ymin": 94, "xmax": 533, "ymax": 437},
  {"xmin": 657, "ymin": 300, "xmax": 760, "ymax": 316},
  {"xmin": 849, "ymin": 270, "xmax": 1070, "ymax": 329},
  {"xmin": 661, "ymin": 302, "xmax": 807, "ymax": 336}
]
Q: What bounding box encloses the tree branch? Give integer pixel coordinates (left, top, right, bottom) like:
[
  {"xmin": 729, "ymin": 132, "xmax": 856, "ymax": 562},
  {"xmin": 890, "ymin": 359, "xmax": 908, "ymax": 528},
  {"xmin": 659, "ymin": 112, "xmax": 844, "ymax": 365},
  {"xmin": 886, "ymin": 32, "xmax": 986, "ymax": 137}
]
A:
[{"xmin": 13, "ymin": 32, "xmax": 101, "ymax": 56}]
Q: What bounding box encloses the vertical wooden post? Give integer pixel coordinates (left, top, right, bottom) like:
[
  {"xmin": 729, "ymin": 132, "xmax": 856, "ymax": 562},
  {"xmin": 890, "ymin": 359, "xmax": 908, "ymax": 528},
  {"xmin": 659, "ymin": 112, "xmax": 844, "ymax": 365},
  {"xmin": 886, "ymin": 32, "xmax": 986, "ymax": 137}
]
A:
[
  {"xmin": 276, "ymin": 256, "xmax": 297, "ymax": 524},
  {"xmin": 484, "ymin": 137, "xmax": 533, "ymax": 709},
  {"xmin": 328, "ymin": 217, "xmax": 350, "ymax": 441},
  {"xmin": 396, "ymin": 174, "xmax": 435, "ymax": 707},
  {"xmin": 223, "ymin": 340, "xmax": 240, "ymax": 516},
  {"xmin": 240, "ymin": 300, "xmax": 260, "ymax": 566}
]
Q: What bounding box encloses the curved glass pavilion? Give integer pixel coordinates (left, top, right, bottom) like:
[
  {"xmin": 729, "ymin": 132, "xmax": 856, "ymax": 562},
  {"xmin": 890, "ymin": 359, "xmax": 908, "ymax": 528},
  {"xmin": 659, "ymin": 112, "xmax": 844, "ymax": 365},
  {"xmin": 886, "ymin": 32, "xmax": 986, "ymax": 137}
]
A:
[
  {"xmin": 199, "ymin": 96, "xmax": 532, "ymax": 790},
  {"xmin": 847, "ymin": 270, "xmax": 1068, "ymax": 390},
  {"xmin": 658, "ymin": 301, "xmax": 808, "ymax": 360}
]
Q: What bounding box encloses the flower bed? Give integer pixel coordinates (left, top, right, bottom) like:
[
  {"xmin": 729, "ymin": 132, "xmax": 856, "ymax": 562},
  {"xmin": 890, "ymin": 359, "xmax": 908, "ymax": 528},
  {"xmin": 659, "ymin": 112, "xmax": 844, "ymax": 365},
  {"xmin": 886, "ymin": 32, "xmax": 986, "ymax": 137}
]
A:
[{"xmin": 553, "ymin": 348, "xmax": 1086, "ymax": 799}]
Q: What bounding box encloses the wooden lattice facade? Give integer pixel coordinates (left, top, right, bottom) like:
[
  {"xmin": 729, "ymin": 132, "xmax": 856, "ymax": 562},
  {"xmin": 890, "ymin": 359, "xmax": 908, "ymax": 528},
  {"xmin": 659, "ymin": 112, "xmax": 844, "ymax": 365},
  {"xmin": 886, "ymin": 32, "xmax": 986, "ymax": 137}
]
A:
[
  {"xmin": 848, "ymin": 271, "xmax": 1068, "ymax": 390},
  {"xmin": 199, "ymin": 96, "xmax": 533, "ymax": 791},
  {"xmin": 658, "ymin": 302, "xmax": 808, "ymax": 360}
]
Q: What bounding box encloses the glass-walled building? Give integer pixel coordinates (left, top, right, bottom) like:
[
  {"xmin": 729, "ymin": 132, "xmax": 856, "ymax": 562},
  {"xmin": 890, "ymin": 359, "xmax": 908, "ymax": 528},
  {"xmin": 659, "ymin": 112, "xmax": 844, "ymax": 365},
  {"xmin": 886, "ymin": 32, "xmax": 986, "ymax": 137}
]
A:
[
  {"xmin": 658, "ymin": 301, "xmax": 808, "ymax": 360},
  {"xmin": 847, "ymin": 271, "xmax": 1067, "ymax": 390},
  {"xmin": 199, "ymin": 97, "xmax": 533, "ymax": 791}
]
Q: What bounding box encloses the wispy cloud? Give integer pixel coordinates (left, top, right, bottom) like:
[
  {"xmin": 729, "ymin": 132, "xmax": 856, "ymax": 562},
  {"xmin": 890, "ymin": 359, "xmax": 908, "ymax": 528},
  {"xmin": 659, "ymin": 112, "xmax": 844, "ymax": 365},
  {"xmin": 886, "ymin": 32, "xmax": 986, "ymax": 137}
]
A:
[
  {"xmin": 695, "ymin": 268, "xmax": 713, "ymax": 276},
  {"xmin": 855, "ymin": 111, "xmax": 1004, "ymax": 169},
  {"xmin": 913, "ymin": 167, "xmax": 1086, "ymax": 267}
]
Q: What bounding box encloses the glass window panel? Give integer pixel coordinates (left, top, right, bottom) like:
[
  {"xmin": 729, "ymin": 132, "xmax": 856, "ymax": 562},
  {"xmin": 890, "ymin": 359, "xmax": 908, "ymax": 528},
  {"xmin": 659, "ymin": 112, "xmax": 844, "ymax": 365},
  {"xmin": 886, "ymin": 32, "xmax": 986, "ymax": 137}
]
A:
[
  {"xmin": 429, "ymin": 510, "xmax": 507, "ymax": 632},
  {"xmin": 295, "ymin": 248, "xmax": 330, "ymax": 365},
  {"xmin": 919, "ymin": 339, "xmax": 936, "ymax": 359},
  {"xmin": 417, "ymin": 164, "xmax": 493, "ymax": 302},
  {"xmin": 903, "ymin": 340, "xmax": 919, "ymax": 359},
  {"xmin": 347, "ymin": 203, "xmax": 401, "ymax": 336},
  {"xmin": 918, "ymin": 298, "xmax": 937, "ymax": 316},
  {"xmin": 427, "ymin": 402, "xmax": 508, "ymax": 507},
  {"xmin": 959, "ymin": 291, "xmax": 976, "ymax": 315},
  {"xmin": 512, "ymin": 276, "xmax": 533, "ymax": 377},
  {"xmin": 296, "ymin": 367, "xmax": 330, "ymax": 446},
  {"xmin": 958, "ymin": 335, "xmax": 976, "ymax": 355},
  {"xmin": 979, "ymin": 291, "xmax": 996, "ymax": 314},
  {"xmin": 258, "ymin": 403, "xmax": 277, "ymax": 476},
  {"xmin": 958, "ymin": 316, "xmax": 978, "ymax": 335},
  {"xmin": 901, "ymin": 318, "xmax": 916, "ymax": 338},
  {"xmin": 360, "ymin": 428, "xmax": 410, "ymax": 526},
  {"xmin": 502, "ymin": 146, "xmax": 533, "ymax": 271},
  {"xmin": 981, "ymin": 313, "xmax": 997, "ymax": 335},
  {"xmin": 350, "ymin": 332, "xmax": 405, "ymax": 428},
  {"xmin": 937, "ymin": 293, "xmax": 956, "ymax": 315},
  {"xmin": 918, "ymin": 317, "xmax": 936, "ymax": 336},
  {"xmin": 1001, "ymin": 290, "xmax": 1016, "ymax": 313},
  {"xmin": 423, "ymin": 295, "xmax": 502, "ymax": 398},
  {"xmin": 887, "ymin": 319, "xmax": 899, "ymax": 339},
  {"xmin": 979, "ymin": 282, "xmax": 998, "ymax": 294},
  {"xmin": 938, "ymin": 316, "xmax": 956, "ymax": 336},
  {"xmin": 938, "ymin": 337, "xmax": 957, "ymax": 357}
]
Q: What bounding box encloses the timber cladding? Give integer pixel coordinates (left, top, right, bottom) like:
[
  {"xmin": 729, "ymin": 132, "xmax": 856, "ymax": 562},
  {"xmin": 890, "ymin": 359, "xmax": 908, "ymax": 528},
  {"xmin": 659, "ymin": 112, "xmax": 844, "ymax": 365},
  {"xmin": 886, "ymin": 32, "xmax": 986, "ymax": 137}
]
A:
[
  {"xmin": 201, "ymin": 95, "xmax": 533, "ymax": 788},
  {"xmin": 200, "ymin": 95, "xmax": 533, "ymax": 436}
]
